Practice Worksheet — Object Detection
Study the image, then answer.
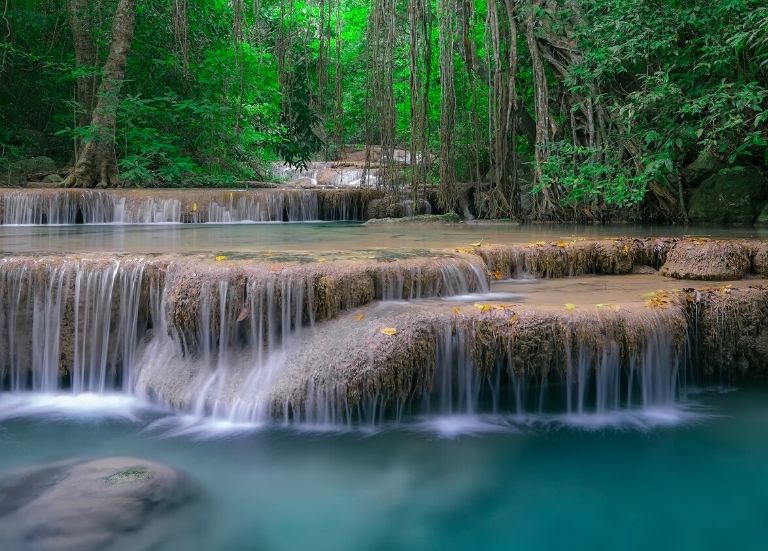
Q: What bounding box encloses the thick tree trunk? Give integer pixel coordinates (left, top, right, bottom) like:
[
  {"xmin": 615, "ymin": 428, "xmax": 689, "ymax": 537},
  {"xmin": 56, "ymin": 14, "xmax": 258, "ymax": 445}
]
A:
[
  {"xmin": 67, "ymin": 0, "xmax": 97, "ymax": 128},
  {"xmin": 64, "ymin": 0, "xmax": 136, "ymax": 189}
]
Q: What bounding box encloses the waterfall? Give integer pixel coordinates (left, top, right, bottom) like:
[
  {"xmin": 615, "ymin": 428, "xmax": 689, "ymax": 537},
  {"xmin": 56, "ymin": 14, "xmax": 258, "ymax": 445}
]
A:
[
  {"xmin": 286, "ymin": 308, "xmax": 691, "ymax": 428},
  {"xmin": 0, "ymin": 258, "xmax": 148, "ymax": 393},
  {"xmin": 0, "ymin": 189, "xmax": 377, "ymax": 224},
  {"xmin": 0, "ymin": 250, "xmax": 714, "ymax": 430}
]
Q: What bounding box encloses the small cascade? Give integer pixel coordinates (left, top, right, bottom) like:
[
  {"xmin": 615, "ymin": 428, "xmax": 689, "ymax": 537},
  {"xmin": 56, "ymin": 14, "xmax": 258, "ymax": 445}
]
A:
[
  {"xmin": 206, "ymin": 190, "xmax": 319, "ymax": 222},
  {"xmin": 0, "ymin": 257, "xmax": 148, "ymax": 392},
  {"xmin": 114, "ymin": 197, "xmax": 182, "ymax": 223},
  {"xmin": 273, "ymin": 162, "xmax": 379, "ymax": 188},
  {"xmin": 0, "ymin": 190, "xmax": 115, "ymax": 224},
  {"xmin": 136, "ymin": 255, "xmax": 489, "ymax": 418},
  {"xmin": 282, "ymin": 307, "xmax": 691, "ymax": 427},
  {"xmin": 0, "ymin": 189, "xmax": 380, "ymax": 224}
]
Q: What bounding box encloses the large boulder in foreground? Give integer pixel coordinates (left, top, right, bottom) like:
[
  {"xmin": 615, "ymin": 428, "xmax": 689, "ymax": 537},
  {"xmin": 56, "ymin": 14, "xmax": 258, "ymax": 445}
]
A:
[
  {"xmin": 0, "ymin": 456, "xmax": 197, "ymax": 551},
  {"xmin": 688, "ymin": 166, "xmax": 766, "ymax": 224},
  {"xmin": 660, "ymin": 239, "xmax": 752, "ymax": 280}
]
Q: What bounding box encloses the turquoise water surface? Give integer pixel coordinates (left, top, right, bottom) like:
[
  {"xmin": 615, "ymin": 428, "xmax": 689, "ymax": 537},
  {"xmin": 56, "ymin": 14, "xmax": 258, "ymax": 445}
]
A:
[{"xmin": 1, "ymin": 387, "xmax": 767, "ymax": 551}]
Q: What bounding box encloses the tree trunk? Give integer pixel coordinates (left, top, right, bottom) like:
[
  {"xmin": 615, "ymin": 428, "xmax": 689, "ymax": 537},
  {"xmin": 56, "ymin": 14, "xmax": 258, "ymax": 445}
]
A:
[
  {"xmin": 64, "ymin": 0, "xmax": 136, "ymax": 189},
  {"xmin": 67, "ymin": 0, "xmax": 97, "ymax": 128}
]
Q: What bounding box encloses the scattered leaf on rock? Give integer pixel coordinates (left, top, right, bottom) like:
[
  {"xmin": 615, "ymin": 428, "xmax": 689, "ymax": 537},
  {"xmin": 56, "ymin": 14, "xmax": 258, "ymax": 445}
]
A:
[
  {"xmin": 355, "ymin": 312, "xmax": 365, "ymax": 321},
  {"xmin": 473, "ymin": 303, "xmax": 493, "ymax": 312},
  {"xmin": 381, "ymin": 327, "xmax": 398, "ymax": 336},
  {"xmin": 645, "ymin": 290, "xmax": 672, "ymax": 309},
  {"xmin": 564, "ymin": 303, "xmax": 577, "ymax": 311},
  {"xmin": 214, "ymin": 255, "xmax": 227, "ymax": 261}
]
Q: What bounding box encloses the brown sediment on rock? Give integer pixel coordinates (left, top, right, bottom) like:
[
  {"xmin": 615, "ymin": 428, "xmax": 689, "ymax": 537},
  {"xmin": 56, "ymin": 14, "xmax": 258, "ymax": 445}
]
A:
[
  {"xmin": 469, "ymin": 237, "xmax": 768, "ymax": 281},
  {"xmin": 686, "ymin": 284, "xmax": 768, "ymax": 379},
  {"xmin": 469, "ymin": 237, "xmax": 673, "ymax": 278},
  {"xmin": 660, "ymin": 238, "xmax": 753, "ymax": 280},
  {"xmin": 268, "ymin": 300, "xmax": 690, "ymax": 423},
  {"xmin": 0, "ymin": 188, "xmax": 384, "ymax": 223}
]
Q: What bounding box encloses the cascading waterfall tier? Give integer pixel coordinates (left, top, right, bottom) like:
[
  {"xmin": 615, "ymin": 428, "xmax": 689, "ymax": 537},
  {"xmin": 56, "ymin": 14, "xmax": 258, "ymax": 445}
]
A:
[
  {"xmin": 264, "ymin": 303, "xmax": 692, "ymax": 426},
  {"xmin": 0, "ymin": 188, "xmax": 381, "ymax": 224},
  {"xmin": 0, "ymin": 253, "xmax": 487, "ymax": 402},
  {"xmin": 1, "ymin": 245, "xmax": 766, "ymax": 428}
]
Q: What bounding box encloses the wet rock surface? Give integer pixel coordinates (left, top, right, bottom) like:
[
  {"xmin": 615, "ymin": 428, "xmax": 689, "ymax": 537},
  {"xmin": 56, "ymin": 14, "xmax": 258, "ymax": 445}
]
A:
[{"xmin": 0, "ymin": 456, "xmax": 197, "ymax": 551}]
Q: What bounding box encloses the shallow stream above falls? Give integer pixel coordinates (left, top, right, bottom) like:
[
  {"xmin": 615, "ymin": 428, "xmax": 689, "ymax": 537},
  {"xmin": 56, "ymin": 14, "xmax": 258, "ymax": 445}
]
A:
[{"xmin": 0, "ymin": 220, "xmax": 766, "ymax": 255}]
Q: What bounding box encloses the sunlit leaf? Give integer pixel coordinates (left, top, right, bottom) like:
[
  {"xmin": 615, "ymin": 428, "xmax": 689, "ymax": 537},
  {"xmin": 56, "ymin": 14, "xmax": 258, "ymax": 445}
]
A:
[{"xmin": 381, "ymin": 327, "xmax": 398, "ymax": 336}]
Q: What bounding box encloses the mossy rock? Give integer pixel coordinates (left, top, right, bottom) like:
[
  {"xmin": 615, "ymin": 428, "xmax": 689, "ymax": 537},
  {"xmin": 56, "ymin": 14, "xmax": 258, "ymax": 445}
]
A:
[
  {"xmin": 688, "ymin": 166, "xmax": 766, "ymax": 224},
  {"xmin": 755, "ymin": 204, "xmax": 768, "ymax": 226},
  {"xmin": 2, "ymin": 156, "xmax": 58, "ymax": 186}
]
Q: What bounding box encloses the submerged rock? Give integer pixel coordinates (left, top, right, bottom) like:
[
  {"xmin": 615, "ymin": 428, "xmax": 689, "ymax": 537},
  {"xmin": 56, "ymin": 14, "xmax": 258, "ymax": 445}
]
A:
[
  {"xmin": 687, "ymin": 166, "xmax": 766, "ymax": 224},
  {"xmin": 364, "ymin": 213, "xmax": 460, "ymax": 225},
  {"xmin": 0, "ymin": 456, "xmax": 197, "ymax": 551}
]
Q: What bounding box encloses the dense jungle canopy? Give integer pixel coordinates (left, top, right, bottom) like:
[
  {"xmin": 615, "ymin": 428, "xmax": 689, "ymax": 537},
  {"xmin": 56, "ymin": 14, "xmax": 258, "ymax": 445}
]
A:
[{"xmin": 1, "ymin": 0, "xmax": 767, "ymax": 221}]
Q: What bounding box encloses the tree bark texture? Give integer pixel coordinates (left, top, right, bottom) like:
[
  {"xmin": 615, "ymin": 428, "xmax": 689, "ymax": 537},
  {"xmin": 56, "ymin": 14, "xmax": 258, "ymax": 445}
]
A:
[{"xmin": 65, "ymin": 0, "xmax": 136, "ymax": 188}]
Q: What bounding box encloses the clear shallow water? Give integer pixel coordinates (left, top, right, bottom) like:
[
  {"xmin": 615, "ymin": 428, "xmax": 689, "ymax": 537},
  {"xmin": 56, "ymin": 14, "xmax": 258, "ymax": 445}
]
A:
[
  {"xmin": 0, "ymin": 222, "xmax": 764, "ymax": 255},
  {"xmin": 1, "ymin": 388, "xmax": 767, "ymax": 551}
]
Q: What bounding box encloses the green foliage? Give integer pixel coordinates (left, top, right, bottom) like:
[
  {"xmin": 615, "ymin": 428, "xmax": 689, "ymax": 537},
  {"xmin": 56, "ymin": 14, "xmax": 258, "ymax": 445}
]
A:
[
  {"xmin": 538, "ymin": 142, "xmax": 649, "ymax": 207},
  {"xmin": 1, "ymin": 0, "xmax": 766, "ymax": 220}
]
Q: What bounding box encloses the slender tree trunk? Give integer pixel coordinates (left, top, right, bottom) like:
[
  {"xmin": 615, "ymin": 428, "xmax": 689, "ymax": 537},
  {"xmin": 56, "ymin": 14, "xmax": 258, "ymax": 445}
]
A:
[
  {"xmin": 67, "ymin": 0, "xmax": 97, "ymax": 128},
  {"xmin": 64, "ymin": 0, "xmax": 136, "ymax": 188}
]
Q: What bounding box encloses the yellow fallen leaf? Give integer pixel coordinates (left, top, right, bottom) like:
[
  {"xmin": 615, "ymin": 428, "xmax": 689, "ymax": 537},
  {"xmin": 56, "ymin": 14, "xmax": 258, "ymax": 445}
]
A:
[
  {"xmin": 192, "ymin": 202, "xmax": 198, "ymax": 212},
  {"xmin": 564, "ymin": 303, "xmax": 577, "ymax": 311},
  {"xmin": 473, "ymin": 303, "xmax": 492, "ymax": 312},
  {"xmin": 317, "ymin": 257, "xmax": 327, "ymax": 263},
  {"xmin": 355, "ymin": 312, "xmax": 365, "ymax": 321},
  {"xmin": 215, "ymin": 255, "xmax": 227, "ymax": 261},
  {"xmin": 491, "ymin": 269, "xmax": 504, "ymax": 280},
  {"xmin": 471, "ymin": 239, "xmax": 484, "ymax": 247},
  {"xmin": 508, "ymin": 313, "xmax": 520, "ymax": 325},
  {"xmin": 381, "ymin": 327, "xmax": 398, "ymax": 336},
  {"xmin": 451, "ymin": 306, "xmax": 462, "ymax": 315},
  {"xmin": 596, "ymin": 303, "xmax": 605, "ymax": 308}
]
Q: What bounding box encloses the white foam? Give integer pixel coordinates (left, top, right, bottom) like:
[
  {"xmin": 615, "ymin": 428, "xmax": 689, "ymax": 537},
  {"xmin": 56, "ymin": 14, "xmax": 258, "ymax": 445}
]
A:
[{"xmin": 0, "ymin": 393, "xmax": 155, "ymax": 422}]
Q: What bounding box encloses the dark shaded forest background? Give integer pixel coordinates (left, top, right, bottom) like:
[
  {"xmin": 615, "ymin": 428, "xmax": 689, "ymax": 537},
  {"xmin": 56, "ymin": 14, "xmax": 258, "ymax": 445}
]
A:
[{"xmin": 1, "ymin": 0, "xmax": 766, "ymax": 222}]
